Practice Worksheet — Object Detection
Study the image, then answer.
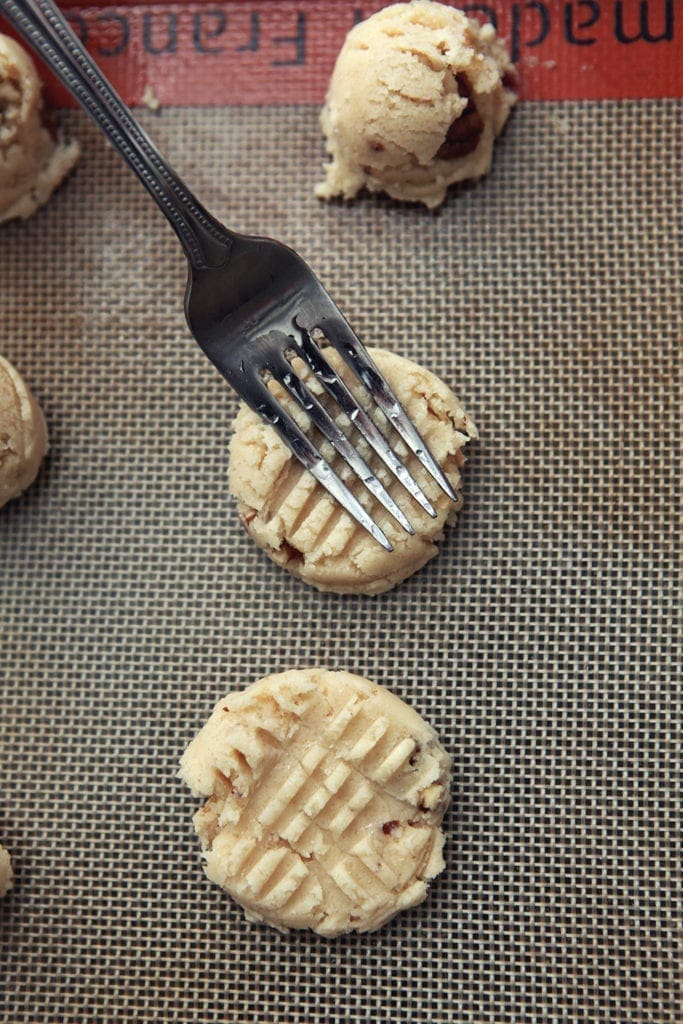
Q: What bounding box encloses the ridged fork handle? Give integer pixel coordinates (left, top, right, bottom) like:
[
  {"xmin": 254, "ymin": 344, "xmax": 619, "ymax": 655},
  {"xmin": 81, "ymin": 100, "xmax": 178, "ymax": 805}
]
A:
[{"xmin": 2, "ymin": 0, "xmax": 232, "ymax": 270}]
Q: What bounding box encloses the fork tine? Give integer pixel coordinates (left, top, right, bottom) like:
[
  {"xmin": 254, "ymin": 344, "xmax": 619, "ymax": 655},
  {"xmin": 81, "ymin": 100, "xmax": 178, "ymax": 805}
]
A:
[
  {"xmin": 296, "ymin": 330, "xmax": 438, "ymax": 519},
  {"xmin": 250, "ymin": 384, "xmax": 393, "ymax": 551},
  {"xmin": 314, "ymin": 314, "xmax": 459, "ymax": 503},
  {"xmin": 269, "ymin": 354, "xmax": 415, "ymax": 536}
]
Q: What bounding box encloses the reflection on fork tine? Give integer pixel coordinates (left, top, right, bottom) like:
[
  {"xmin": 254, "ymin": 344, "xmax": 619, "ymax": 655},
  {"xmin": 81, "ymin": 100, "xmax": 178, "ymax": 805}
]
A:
[
  {"xmin": 252, "ymin": 383, "xmax": 394, "ymax": 552},
  {"xmin": 267, "ymin": 348, "xmax": 414, "ymax": 536},
  {"xmin": 294, "ymin": 329, "xmax": 438, "ymax": 519},
  {"xmin": 311, "ymin": 315, "xmax": 459, "ymax": 504}
]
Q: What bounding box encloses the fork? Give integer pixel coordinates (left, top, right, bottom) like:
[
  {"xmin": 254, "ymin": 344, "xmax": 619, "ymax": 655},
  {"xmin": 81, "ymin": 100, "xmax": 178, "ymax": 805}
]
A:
[{"xmin": 4, "ymin": 0, "xmax": 458, "ymax": 550}]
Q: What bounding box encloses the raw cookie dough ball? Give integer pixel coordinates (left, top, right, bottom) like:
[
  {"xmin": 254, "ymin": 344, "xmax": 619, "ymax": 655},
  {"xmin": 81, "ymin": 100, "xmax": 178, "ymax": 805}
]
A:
[
  {"xmin": 0, "ymin": 355, "xmax": 49, "ymax": 508},
  {"xmin": 0, "ymin": 33, "xmax": 80, "ymax": 224},
  {"xmin": 0, "ymin": 845, "xmax": 13, "ymax": 897},
  {"xmin": 316, "ymin": 0, "xmax": 515, "ymax": 208},
  {"xmin": 179, "ymin": 669, "xmax": 452, "ymax": 937},
  {"xmin": 229, "ymin": 346, "xmax": 477, "ymax": 595}
]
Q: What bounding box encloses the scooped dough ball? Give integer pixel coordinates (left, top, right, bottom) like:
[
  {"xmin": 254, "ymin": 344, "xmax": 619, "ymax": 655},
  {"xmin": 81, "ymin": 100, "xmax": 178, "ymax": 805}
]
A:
[
  {"xmin": 0, "ymin": 33, "xmax": 80, "ymax": 224},
  {"xmin": 179, "ymin": 669, "xmax": 452, "ymax": 937},
  {"xmin": 229, "ymin": 346, "xmax": 477, "ymax": 595},
  {"xmin": 0, "ymin": 845, "xmax": 13, "ymax": 897},
  {"xmin": 0, "ymin": 355, "xmax": 49, "ymax": 508},
  {"xmin": 316, "ymin": 1, "xmax": 515, "ymax": 208}
]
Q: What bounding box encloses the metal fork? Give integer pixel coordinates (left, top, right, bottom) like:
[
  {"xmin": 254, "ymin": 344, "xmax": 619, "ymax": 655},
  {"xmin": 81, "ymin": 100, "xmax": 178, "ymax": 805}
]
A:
[{"xmin": 4, "ymin": 0, "xmax": 458, "ymax": 550}]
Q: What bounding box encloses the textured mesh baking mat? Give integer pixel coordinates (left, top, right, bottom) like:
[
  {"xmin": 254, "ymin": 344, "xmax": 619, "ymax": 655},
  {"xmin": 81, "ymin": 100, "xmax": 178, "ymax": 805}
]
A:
[{"xmin": 1, "ymin": 101, "xmax": 681, "ymax": 1023}]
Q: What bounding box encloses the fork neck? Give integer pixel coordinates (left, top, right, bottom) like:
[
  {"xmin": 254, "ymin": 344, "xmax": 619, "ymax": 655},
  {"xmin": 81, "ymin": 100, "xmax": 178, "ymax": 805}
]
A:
[{"xmin": 3, "ymin": 0, "xmax": 234, "ymax": 270}]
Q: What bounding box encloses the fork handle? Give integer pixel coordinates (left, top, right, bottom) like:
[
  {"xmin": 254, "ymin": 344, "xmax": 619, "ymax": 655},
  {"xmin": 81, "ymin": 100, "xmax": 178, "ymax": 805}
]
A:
[{"xmin": 3, "ymin": 0, "xmax": 233, "ymax": 269}]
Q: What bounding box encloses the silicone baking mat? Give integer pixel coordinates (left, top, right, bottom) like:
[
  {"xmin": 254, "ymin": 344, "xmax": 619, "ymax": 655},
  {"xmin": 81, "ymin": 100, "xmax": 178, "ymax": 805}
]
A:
[{"xmin": 1, "ymin": 3, "xmax": 681, "ymax": 1022}]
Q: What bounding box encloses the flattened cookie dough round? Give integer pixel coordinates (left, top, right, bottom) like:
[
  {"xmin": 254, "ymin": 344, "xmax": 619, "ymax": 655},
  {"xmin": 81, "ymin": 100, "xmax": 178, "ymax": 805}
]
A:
[
  {"xmin": 0, "ymin": 356, "xmax": 48, "ymax": 508},
  {"xmin": 179, "ymin": 669, "xmax": 452, "ymax": 937},
  {"xmin": 316, "ymin": 0, "xmax": 515, "ymax": 209},
  {"xmin": 0, "ymin": 33, "xmax": 80, "ymax": 224},
  {"xmin": 229, "ymin": 346, "xmax": 477, "ymax": 595}
]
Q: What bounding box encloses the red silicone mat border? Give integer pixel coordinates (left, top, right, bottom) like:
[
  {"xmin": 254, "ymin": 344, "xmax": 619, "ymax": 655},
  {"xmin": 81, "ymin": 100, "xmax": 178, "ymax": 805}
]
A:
[{"xmin": 2, "ymin": 1, "xmax": 681, "ymax": 105}]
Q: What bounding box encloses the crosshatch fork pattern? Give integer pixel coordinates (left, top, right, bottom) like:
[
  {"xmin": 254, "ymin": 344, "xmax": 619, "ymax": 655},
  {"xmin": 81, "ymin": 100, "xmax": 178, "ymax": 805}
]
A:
[{"xmin": 0, "ymin": 100, "xmax": 681, "ymax": 1023}]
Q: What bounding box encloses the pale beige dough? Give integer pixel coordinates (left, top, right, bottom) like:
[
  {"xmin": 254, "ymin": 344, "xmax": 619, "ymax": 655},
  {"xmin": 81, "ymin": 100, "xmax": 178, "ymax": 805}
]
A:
[
  {"xmin": 0, "ymin": 845, "xmax": 13, "ymax": 897},
  {"xmin": 0, "ymin": 355, "xmax": 49, "ymax": 508},
  {"xmin": 179, "ymin": 669, "xmax": 452, "ymax": 937},
  {"xmin": 0, "ymin": 33, "xmax": 80, "ymax": 224},
  {"xmin": 229, "ymin": 346, "xmax": 477, "ymax": 595},
  {"xmin": 316, "ymin": 0, "xmax": 515, "ymax": 209}
]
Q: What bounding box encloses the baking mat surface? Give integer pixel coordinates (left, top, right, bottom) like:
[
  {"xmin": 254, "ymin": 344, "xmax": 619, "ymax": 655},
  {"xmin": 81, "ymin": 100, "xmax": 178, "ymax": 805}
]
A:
[{"xmin": 1, "ymin": 99, "xmax": 681, "ymax": 1023}]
